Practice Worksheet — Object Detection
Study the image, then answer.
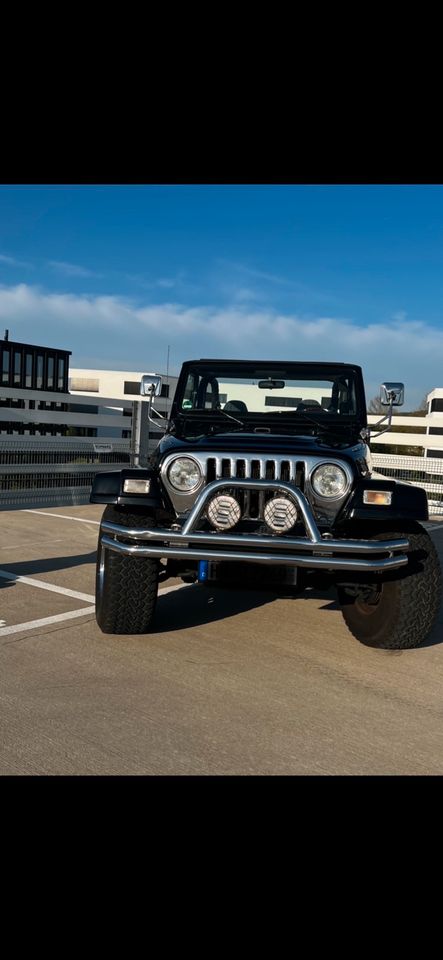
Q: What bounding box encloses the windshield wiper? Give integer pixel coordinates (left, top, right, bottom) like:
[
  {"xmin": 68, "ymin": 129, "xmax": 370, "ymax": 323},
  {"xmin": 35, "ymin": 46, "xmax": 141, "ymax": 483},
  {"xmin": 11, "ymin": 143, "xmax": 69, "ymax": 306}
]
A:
[
  {"xmin": 214, "ymin": 408, "xmax": 244, "ymax": 428},
  {"xmin": 175, "ymin": 410, "xmax": 245, "ymax": 438},
  {"xmin": 278, "ymin": 409, "xmax": 356, "ymax": 439},
  {"xmin": 177, "ymin": 409, "xmax": 245, "ymax": 428}
]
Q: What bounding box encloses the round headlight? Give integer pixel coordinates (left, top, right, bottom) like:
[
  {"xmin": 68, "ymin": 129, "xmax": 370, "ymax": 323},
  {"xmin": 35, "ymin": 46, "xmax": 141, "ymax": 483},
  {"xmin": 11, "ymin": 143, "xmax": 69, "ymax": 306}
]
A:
[
  {"xmin": 168, "ymin": 457, "xmax": 202, "ymax": 491},
  {"xmin": 311, "ymin": 463, "xmax": 348, "ymax": 499}
]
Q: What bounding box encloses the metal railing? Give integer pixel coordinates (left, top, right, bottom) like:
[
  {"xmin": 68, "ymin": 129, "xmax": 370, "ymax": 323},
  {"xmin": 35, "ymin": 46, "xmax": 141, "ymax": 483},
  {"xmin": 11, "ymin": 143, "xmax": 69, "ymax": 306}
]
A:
[
  {"xmin": 368, "ymin": 411, "xmax": 443, "ymax": 515},
  {"xmin": 0, "ymin": 380, "xmax": 134, "ymax": 508},
  {"xmin": 367, "ymin": 413, "xmax": 443, "ymax": 451},
  {"xmin": 2, "ymin": 394, "xmax": 443, "ymax": 513},
  {"xmin": 0, "ymin": 436, "xmax": 131, "ymax": 508},
  {"xmin": 372, "ymin": 453, "xmax": 443, "ymax": 514}
]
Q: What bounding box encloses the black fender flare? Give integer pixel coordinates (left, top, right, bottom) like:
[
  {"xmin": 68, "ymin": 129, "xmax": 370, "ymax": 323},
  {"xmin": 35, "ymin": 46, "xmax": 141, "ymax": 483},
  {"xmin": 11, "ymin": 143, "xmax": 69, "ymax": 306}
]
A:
[
  {"xmin": 90, "ymin": 468, "xmax": 166, "ymax": 508},
  {"xmin": 336, "ymin": 478, "xmax": 429, "ymax": 524}
]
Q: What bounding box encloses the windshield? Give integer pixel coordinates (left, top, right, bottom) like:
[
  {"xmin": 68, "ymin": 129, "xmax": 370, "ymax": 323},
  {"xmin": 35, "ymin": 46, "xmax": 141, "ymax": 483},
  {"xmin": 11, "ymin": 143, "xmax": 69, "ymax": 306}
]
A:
[{"xmin": 177, "ymin": 363, "xmax": 360, "ymax": 418}]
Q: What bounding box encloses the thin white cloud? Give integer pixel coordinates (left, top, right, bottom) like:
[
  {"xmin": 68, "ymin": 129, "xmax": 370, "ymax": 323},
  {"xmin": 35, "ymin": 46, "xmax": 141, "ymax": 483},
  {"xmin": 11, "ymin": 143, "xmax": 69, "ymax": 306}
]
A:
[
  {"xmin": 217, "ymin": 258, "xmax": 290, "ymax": 286},
  {"xmin": 0, "ymin": 253, "xmax": 32, "ymax": 268},
  {"xmin": 47, "ymin": 260, "xmax": 103, "ymax": 279},
  {"xmin": 232, "ymin": 287, "xmax": 264, "ymax": 303},
  {"xmin": 0, "ymin": 282, "xmax": 439, "ymax": 405},
  {"xmin": 126, "ymin": 269, "xmax": 188, "ymax": 291},
  {"xmin": 215, "ymin": 258, "xmax": 336, "ymax": 304}
]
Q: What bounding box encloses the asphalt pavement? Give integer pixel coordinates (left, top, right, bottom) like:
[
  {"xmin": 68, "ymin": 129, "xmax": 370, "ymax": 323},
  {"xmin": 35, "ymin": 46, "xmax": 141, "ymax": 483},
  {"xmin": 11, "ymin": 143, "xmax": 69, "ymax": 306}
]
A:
[{"xmin": 1, "ymin": 505, "xmax": 443, "ymax": 775}]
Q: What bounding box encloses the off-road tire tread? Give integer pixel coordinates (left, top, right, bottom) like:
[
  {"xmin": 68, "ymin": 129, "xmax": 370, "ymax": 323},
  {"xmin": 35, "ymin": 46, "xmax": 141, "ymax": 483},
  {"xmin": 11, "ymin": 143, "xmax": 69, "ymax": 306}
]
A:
[
  {"xmin": 96, "ymin": 505, "xmax": 159, "ymax": 635},
  {"xmin": 338, "ymin": 525, "xmax": 442, "ymax": 649}
]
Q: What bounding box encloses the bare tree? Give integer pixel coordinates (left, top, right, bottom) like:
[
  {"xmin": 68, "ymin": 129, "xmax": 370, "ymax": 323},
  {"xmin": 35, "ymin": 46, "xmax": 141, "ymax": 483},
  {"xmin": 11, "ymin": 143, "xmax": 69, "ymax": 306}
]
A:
[
  {"xmin": 404, "ymin": 395, "xmax": 429, "ymax": 416},
  {"xmin": 367, "ymin": 395, "xmax": 385, "ymax": 414},
  {"xmin": 368, "ymin": 393, "xmax": 429, "ymax": 416}
]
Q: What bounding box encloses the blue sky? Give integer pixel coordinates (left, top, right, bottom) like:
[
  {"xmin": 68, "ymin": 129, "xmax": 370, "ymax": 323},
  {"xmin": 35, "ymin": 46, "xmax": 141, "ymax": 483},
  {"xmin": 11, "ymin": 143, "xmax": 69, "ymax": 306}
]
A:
[{"xmin": 1, "ymin": 183, "xmax": 442, "ymax": 406}]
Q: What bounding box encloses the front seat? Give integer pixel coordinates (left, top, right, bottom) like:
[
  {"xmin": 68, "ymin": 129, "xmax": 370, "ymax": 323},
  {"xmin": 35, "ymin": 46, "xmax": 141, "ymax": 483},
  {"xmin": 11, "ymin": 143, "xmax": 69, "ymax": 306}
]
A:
[
  {"xmin": 224, "ymin": 400, "xmax": 248, "ymax": 414},
  {"xmin": 296, "ymin": 399, "xmax": 322, "ymax": 411}
]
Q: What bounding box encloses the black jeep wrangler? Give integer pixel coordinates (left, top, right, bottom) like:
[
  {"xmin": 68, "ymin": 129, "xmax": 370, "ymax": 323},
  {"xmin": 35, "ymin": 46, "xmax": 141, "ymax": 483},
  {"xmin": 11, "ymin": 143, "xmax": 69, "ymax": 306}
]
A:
[{"xmin": 91, "ymin": 359, "xmax": 442, "ymax": 649}]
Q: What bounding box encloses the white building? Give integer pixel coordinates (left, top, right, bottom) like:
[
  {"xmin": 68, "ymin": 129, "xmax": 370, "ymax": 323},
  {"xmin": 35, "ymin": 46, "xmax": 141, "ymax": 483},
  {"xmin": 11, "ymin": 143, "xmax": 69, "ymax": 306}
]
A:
[
  {"xmin": 69, "ymin": 367, "xmax": 178, "ymax": 442},
  {"xmin": 425, "ymin": 388, "xmax": 443, "ymax": 458}
]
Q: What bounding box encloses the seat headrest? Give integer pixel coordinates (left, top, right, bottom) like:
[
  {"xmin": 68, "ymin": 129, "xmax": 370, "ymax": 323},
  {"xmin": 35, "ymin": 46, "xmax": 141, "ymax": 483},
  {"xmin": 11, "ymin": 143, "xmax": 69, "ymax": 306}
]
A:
[{"xmin": 224, "ymin": 400, "xmax": 248, "ymax": 413}]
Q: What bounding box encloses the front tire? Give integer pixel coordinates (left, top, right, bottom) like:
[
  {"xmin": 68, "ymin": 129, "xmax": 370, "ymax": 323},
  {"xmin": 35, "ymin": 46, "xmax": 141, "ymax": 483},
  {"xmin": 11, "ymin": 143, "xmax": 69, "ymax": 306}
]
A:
[
  {"xmin": 96, "ymin": 505, "xmax": 160, "ymax": 635},
  {"xmin": 337, "ymin": 524, "xmax": 442, "ymax": 649}
]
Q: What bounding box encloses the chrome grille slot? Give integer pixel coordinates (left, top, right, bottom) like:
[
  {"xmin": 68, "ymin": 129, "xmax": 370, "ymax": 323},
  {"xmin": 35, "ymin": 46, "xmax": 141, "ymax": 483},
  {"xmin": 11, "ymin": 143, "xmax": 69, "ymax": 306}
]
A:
[
  {"xmin": 266, "ymin": 460, "xmax": 275, "ymax": 480},
  {"xmin": 222, "ymin": 458, "xmax": 231, "ymax": 477},
  {"xmin": 251, "ymin": 460, "xmax": 260, "ymax": 479},
  {"xmin": 296, "ymin": 461, "xmax": 305, "ymax": 490},
  {"xmin": 281, "ymin": 460, "xmax": 290, "ymax": 481},
  {"xmin": 207, "ymin": 458, "xmax": 216, "ymax": 482}
]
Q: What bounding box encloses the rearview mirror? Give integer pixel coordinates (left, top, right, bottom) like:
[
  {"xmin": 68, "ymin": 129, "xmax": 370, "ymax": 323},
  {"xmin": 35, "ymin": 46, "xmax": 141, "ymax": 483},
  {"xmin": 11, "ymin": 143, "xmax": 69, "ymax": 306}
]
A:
[
  {"xmin": 140, "ymin": 375, "xmax": 162, "ymax": 397},
  {"xmin": 380, "ymin": 382, "xmax": 404, "ymax": 406},
  {"xmin": 258, "ymin": 379, "xmax": 285, "ymax": 390}
]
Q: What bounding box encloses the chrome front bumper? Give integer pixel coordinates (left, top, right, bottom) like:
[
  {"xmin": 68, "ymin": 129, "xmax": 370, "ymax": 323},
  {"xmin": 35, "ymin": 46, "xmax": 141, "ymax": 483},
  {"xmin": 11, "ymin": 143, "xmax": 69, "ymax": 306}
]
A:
[{"xmin": 100, "ymin": 479, "xmax": 410, "ymax": 573}]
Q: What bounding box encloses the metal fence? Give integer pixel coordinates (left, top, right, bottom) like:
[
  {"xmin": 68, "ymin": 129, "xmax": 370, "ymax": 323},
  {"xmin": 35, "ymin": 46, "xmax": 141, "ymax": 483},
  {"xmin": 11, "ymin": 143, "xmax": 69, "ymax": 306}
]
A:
[
  {"xmin": 2, "ymin": 398, "xmax": 443, "ymax": 514},
  {"xmin": 368, "ymin": 410, "xmax": 443, "ymax": 515},
  {"xmin": 0, "ymin": 382, "xmax": 136, "ymax": 509},
  {"xmin": 372, "ymin": 453, "xmax": 443, "ymax": 514},
  {"xmin": 0, "ymin": 437, "xmax": 131, "ymax": 509}
]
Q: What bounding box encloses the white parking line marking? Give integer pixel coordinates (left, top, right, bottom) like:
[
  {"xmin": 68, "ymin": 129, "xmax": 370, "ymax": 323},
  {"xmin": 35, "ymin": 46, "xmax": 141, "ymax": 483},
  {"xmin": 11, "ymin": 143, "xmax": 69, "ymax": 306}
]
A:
[
  {"xmin": 23, "ymin": 510, "xmax": 100, "ymax": 525},
  {"xmin": 0, "ymin": 569, "xmax": 95, "ymax": 603},
  {"xmin": 0, "ymin": 584, "xmax": 189, "ymax": 637},
  {"xmin": 0, "ymin": 568, "xmax": 189, "ymax": 604},
  {"xmin": 0, "ymin": 606, "xmax": 96, "ymax": 637}
]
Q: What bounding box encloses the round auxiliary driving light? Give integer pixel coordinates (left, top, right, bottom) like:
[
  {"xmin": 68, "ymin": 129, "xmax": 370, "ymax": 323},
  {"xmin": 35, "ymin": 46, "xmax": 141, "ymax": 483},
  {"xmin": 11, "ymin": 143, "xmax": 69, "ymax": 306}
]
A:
[
  {"xmin": 311, "ymin": 463, "xmax": 348, "ymax": 499},
  {"xmin": 207, "ymin": 494, "xmax": 241, "ymax": 530},
  {"xmin": 168, "ymin": 457, "xmax": 202, "ymax": 492},
  {"xmin": 264, "ymin": 497, "xmax": 297, "ymax": 533}
]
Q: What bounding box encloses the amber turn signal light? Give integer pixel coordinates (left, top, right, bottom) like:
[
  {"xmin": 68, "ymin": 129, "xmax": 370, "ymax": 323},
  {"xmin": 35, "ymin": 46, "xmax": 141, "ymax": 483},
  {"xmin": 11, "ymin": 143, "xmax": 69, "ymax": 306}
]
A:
[{"xmin": 363, "ymin": 490, "xmax": 392, "ymax": 505}]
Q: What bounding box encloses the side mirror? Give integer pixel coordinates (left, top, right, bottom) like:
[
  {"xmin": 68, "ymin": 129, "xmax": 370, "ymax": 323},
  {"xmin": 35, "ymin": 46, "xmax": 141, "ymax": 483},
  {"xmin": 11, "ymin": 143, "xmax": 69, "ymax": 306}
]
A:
[
  {"xmin": 140, "ymin": 375, "xmax": 162, "ymax": 397},
  {"xmin": 380, "ymin": 382, "xmax": 404, "ymax": 406}
]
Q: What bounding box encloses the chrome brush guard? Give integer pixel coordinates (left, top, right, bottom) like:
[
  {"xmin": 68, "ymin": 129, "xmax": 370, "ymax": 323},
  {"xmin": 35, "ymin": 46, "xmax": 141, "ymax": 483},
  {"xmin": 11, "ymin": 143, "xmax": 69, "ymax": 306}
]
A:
[{"xmin": 99, "ymin": 478, "xmax": 409, "ymax": 573}]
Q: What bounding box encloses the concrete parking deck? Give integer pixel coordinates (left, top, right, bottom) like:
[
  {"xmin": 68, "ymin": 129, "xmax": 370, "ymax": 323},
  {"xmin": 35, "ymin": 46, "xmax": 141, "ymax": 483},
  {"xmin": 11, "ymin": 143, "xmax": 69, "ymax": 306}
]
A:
[{"xmin": 1, "ymin": 505, "xmax": 443, "ymax": 775}]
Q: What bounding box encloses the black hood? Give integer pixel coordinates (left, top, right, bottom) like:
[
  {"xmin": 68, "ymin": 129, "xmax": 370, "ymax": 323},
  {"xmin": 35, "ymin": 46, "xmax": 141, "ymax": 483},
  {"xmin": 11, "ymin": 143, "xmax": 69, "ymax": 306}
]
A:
[{"xmin": 154, "ymin": 431, "xmax": 364, "ymax": 461}]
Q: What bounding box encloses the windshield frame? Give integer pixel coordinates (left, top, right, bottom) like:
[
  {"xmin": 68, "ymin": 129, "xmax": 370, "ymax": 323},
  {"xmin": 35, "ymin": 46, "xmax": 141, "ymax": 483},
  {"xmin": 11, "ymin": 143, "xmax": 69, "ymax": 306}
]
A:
[{"xmin": 171, "ymin": 359, "xmax": 367, "ymax": 431}]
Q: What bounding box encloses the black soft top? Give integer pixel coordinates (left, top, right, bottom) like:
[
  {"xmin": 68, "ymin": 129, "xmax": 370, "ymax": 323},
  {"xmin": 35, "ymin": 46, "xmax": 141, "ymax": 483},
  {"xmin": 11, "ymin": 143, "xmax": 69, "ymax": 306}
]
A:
[{"xmin": 181, "ymin": 359, "xmax": 364, "ymax": 377}]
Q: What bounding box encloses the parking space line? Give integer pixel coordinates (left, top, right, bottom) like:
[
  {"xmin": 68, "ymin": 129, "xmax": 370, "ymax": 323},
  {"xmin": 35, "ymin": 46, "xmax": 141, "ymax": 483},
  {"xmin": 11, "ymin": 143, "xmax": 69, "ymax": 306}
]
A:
[
  {"xmin": 0, "ymin": 569, "xmax": 95, "ymax": 603},
  {"xmin": 0, "ymin": 606, "xmax": 96, "ymax": 637},
  {"xmin": 23, "ymin": 510, "xmax": 100, "ymax": 525},
  {"xmin": 0, "ymin": 584, "xmax": 189, "ymax": 638},
  {"xmin": 0, "ymin": 568, "xmax": 189, "ymax": 602}
]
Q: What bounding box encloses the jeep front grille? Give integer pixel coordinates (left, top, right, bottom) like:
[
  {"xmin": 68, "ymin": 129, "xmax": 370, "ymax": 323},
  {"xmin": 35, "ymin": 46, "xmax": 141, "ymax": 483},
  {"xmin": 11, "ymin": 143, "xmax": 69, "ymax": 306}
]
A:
[
  {"xmin": 205, "ymin": 457, "xmax": 305, "ymax": 488},
  {"xmin": 160, "ymin": 450, "xmax": 352, "ymax": 520}
]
